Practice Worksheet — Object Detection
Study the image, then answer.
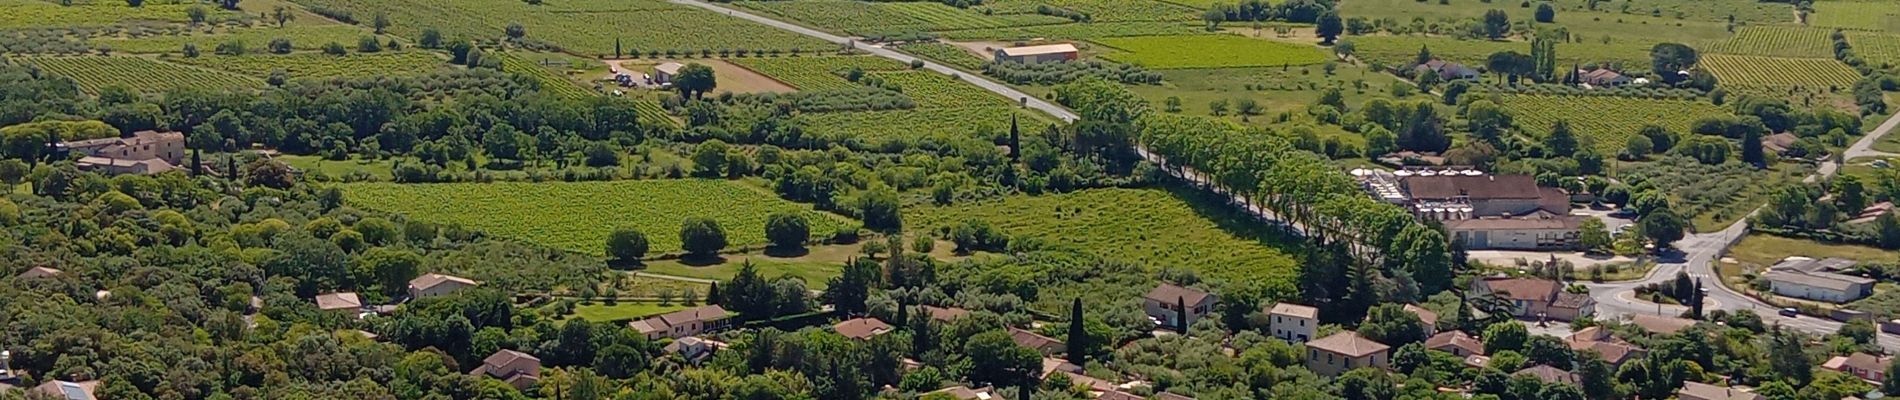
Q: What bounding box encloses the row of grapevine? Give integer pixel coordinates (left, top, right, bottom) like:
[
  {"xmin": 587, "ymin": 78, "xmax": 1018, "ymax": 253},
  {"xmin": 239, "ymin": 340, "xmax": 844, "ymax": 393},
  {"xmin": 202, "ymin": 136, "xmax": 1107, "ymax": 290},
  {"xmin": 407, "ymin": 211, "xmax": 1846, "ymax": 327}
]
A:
[{"xmin": 27, "ymin": 56, "xmax": 263, "ymax": 94}]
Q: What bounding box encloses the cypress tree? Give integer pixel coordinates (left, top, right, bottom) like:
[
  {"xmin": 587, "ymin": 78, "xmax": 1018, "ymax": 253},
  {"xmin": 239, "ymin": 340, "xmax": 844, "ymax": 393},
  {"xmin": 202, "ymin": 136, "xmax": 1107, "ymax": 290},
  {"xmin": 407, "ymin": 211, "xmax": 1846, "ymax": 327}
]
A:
[
  {"xmin": 895, "ymin": 304, "xmax": 910, "ymax": 330},
  {"xmin": 1691, "ymin": 279, "xmax": 1705, "ymax": 319},
  {"xmin": 706, "ymin": 281, "xmax": 720, "ymax": 305},
  {"xmin": 1008, "ymin": 115, "xmax": 1021, "ymax": 160},
  {"xmin": 615, "ymin": 37, "xmax": 623, "ymax": 58},
  {"xmin": 1176, "ymin": 296, "xmax": 1189, "ymax": 334},
  {"xmin": 191, "ymin": 148, "xmax": 202, "ymax": 177},
  {"xmin": 1067, "ymin": 298, "xmax": 1087, "ymax": 365}
]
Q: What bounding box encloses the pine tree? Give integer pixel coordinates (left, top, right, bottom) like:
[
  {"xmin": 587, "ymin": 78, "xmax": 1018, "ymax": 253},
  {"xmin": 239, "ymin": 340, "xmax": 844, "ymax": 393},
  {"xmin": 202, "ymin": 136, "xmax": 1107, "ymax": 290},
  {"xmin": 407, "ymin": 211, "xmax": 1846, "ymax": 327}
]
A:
[{"xmin": 1067, "ymin": 298, "xmax": 1088, "ymax": 365}]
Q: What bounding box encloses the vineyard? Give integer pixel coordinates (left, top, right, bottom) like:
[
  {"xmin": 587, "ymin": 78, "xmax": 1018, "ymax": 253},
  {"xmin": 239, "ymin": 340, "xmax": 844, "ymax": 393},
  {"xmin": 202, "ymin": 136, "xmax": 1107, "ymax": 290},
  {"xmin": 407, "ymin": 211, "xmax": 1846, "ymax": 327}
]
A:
[
  {"xmin": 1347, "ymin": 35, "xmax": 1652, "ymax": 68},
  {"xmin": 169, "ymin": 52, "xmax": 447, "ymax": 80},
  {"xmin": 937, "ymin": 21, "xmax": 1202, "ymax": 41},
  {"xmin": 737, "ymin": 0, "xmax": 930, "ymax": 35},
  {"xmin": 1848, "ymin": 31, "xmax": 1900, "ymax": 68},
  {"xmin": 903, "ymin": 187, "xmax": 1300, "ymax": 295},
  {"xmin": 978, "ymin": 0, "xmax": 1196, "ymax": 22},
  {"xmin": 495, "ymin": 51, "xmax": 596, "ymax": 101},
  {"xmin": 1699, "ymin": 54, "xmax": 1861, "ymax": 90},
  {"xmin": 895, "ymin": 42, "xmax": 988, "ymax": 70},
  {"xmin": 27, "ymin": 56, "xmax": 263, "ymax": 94},
  {"xmin": 91, "ymin": 26, "xmax": 372, "ymax": 54},
  {"xmin": 878, "ymin": 2, "xmax": 1067, "ymax": 30},
  {"xmin": 728, "ymin": 56, "xmax": 906, "ymax": 90},
  {"xmin": 1096, "ymin": 35, "xmax": 1327, "ymax": 69},
  {"xmin": 1811, "ymin": 1, "xmax": 1900, "ymax": 31},
  {"xmin": 0, "ymin": 2, "xmax": 233, "ymax": 28},
  {"xmin": 872, "ymin": 71, "xmax": 1011, "ymax": 108},
  {"xmin": 798, "ymin": 107, "xmax": 1024, "ymax": 145},
  {"xmin": 1494, "ymin": 94, "xmax": 1730, "ymax": 153},
  {"xmin": 1700, "ymin": 26, "xmax": 1836, "ymax": 59},
  {"xmin": 337, "ymin": 180, "xmax": 853, "ymax": 256},
  {"xmin": 286, "ymin": 0, "xmax": 830, "ymax": 56}
]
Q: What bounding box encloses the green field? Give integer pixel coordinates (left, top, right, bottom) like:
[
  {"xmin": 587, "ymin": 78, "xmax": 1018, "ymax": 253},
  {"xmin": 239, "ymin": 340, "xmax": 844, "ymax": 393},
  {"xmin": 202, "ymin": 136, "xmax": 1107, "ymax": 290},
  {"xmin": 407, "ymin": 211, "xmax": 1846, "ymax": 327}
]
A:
[
  {"xmin": 798, "ymin": 107, "xmax": 1026, "ymax": 145},
  {"xmin": 1700, "ymin": 54, "xmax": 1861, "ymax": 90},
  {"xmin": 1096, "ymin": 34, "xmax": 1328, "ymax": 69},
  {"xmin": 495, "ymin": 50, "xmax": 597, "ymax": 101},
  {"xmin": 896, "ymin": 42, "xmax": 989, "ymax": 70},
  {"xmin": 979, "ymin": 0, "xmax": 1196, "ymax": 22},
  {"xmin": 569, "ymin": 302, "xmax": 689, "ymax": 322},
  {"xmin": 1849, "ymin": 31, "xmax": 1900, "ymax": 68},
  {"xmin": 642, "ymin": 257, "xmax": 843, "ymax": 290},
  {"xmin": 737, "ymin": 0, "xmax": 1062, "ymax": 35},
  {"xmin": 1335, "ymin": 0, "xmax": 1787, "ymax": 26},
  {"xmin": 27, "ymin": 56, "xmax": 264, "ymax": 94},
  {"xmin": 873, "ymin": 71, "xmax": 1011, "ymax": 108},
  {"xmin": 880, "ymin": 2, "xmax": 1068, "ymax": 29},
  {"xmin": 904, "ymin": 187, "xmax": 1299, "ymax": 295},
  {"xmin": 286, "ymin": 0, "xmax": 831, "ymax": 56},
  {"xmin": 937, "ymin": 21, "xmax": 1203, "ymax": 41},
  {"xmin": 728, "ymin": 56, "xmax": 908, "ymax": 90},
  {"xmin": 91, "ymin": 26, "xmax": 373, "ymax": 54},
  {"xmin": 337, "ymin": 180, "xmax": 854, "ymax": 256},
  {"xmin": 1701, "ymin": 26, "xmax": 1836, "ymax": 59},
  {"xmin": 168, "ymin": 51, "xmax": 446, "ymax": 80},
  {"xmin": 1811, "ymin": 1, "xmax": 1900, "ymax": 31},
  {"xmin": 1494, "ymin": 94, "xmax": 1729, "ymax": 153}
]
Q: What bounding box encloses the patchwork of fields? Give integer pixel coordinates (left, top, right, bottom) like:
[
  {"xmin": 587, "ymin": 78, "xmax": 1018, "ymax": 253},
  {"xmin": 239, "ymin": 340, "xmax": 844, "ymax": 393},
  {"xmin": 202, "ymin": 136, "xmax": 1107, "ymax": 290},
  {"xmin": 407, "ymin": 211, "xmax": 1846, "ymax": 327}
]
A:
[
  {"xmin": 1811, "ymin": 1, "xmax": 1900, "ymax": 31},
  {"xmin": 338, "ymin": 180, "xmax": 854, "ymax": 256}
]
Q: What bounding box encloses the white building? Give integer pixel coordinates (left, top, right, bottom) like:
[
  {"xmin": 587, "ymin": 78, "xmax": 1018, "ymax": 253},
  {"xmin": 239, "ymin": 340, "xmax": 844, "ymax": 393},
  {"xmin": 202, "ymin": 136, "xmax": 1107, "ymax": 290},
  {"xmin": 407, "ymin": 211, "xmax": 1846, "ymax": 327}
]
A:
[
  {"xmin": 1266, "ymin": 302, "xmax": 1318, "ymax": 343},
  {"xmin": 993, "ymin": 43, "xmax": 1078, "ymax": 64},
  {"xmin": 408, "ymin": 273, "xmax": 480, "ymax": 299},
  {"xmin": 1765, "ymin": 270, "xmax": 1873, "ymax": 303}
]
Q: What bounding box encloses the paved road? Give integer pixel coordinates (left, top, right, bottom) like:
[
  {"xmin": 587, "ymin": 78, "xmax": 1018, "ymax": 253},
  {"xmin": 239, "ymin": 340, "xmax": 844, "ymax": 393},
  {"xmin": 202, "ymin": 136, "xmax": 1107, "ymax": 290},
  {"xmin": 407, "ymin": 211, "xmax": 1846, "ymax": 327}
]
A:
[
  {"xmin": 1589, "ymin": 110, "xmax": 1900, "ymax": 349},
  {"xmin": 670, "ymin": 0, "xmax": 1078, "ymax": 122}
]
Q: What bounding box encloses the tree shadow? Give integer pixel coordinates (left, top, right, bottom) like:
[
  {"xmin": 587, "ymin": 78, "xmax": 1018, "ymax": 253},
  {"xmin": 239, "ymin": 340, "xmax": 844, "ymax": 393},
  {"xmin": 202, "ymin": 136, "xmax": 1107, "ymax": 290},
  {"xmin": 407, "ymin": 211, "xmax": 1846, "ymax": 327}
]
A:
[
  {"xmin": 678, "ymin": 254, "xmax": 731, "ymax": 267},
  {"xmin": 605, "ymin": 258, "xmax": 646, "ymax": 270},
  {"xmin": 762, "ymin": 246, "xmax": 810, "ymax": 258}
]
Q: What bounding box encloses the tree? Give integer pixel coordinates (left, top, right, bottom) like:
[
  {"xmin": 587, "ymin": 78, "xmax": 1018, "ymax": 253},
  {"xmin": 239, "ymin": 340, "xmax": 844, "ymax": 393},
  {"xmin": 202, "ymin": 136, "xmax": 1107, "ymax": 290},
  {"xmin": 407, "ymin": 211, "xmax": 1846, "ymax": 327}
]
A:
[
  {"xmin": 1482, "ymin": 10, "xmax": 1511, "ymax": 39},
  {"xmin": 1880, "ymin": 212, "xmax": 1900, "ymax": 249},
  {"xmin": 1316, "ymin": 11, "xmax": 1343, "ymax": 44},
  {"xmin": 372, "ymin": 13, "xmax": 390, "ymax": 34},
  {"xmin": 354, "ymin": 247, "xmax": 421, "ymax": 297},
  {"xmin": 691, "ymin": 140, "xmax": 728, "ymax": 177},
  {"xmin": 1578, "ymin": 218, "xmax": 1611, "ymax": 253},
  {"xmin": 504, "ymin": 22, "xmax": 525, "ymax": 39},
  {"xmin": 1525, "ymin": 335, "xmax": 1573, "ymax": 366},
  {"xmin": 1067, "ymin": 298, "xmax": 1089, "ymax": 365},
  {"xmin": 268, "ymin": 37, "xmax": 293, "ymax": 54},
  {"xmin": 824, "ymin": 258, "xmax": 879, "ymax": 314},
  {"xmin": 1576, "ymin": 352, "xmax": 1615, "ymax": 400},
  {"xmin": 1640, "ymin": 208, "xmax": 1686, "ymax": 250},
  {"xmin": 679, "ymin": 217, "xmax": 728, "ymax": 257},
  {"xmin": 1650, "ymin": 43, "xmax": 1698, "ymax": 83},
  {"xmin": 1741, "ymin": 127, "xmax": 1765, "ymax": 165},
  {"xmin": 271, "ymin": 5, "xmax": 295, "ymax": 27},
  {"xmin": 1885, "ymin": 356, "xmax": 1900, "ymax": 395},
  {"xmin": 1535, "ymin": 2, "xmax": 1556, "ymax": 22},
  {"xmin": 1841, "ymin": 318, "xmax": 1877, "ymax": 345},
  {"xmin": 764, "ymin": 212, "xmax": 809, "ymax": 251},
  {"xmin": 1359, "ymin": 304, "xmax": 1428, "ymax": 345},
  {"xmin": 1545, "ymin": 120, "xmax": 1579, "ymax": 157},
  {"xmin": 676, "ymin": 63, "xmax": 718, "ymax": 100},
  {"xmin": 218, "ymin": 0, "xmax": 238, "ymax": 10},
  {"xmin": 856, "ymin": 184, "xmax": 903, "ymax": 232},
  {"xmin": 1769, "ymin": 328, "xmax": 1813, "ymax": 385},
  {"xmin": 1482, "ymin": 321, "xmax": 1528, "ymax": 354},
  {"xmin": 606, "ymin": 228, "xmax": 649, "ymax": 263},
  {"xmin": 1175, "ymin": 296, "xmax": 1189, "ymax": 334},
  {"xmin": 186, "ymin": 5, "xmax": 207, "ymax": 24},
  {"xmin": 965, "ymin": 331, "xmax": 1041, "ymax": 390},
  {"xmin": 419, "ymin": 28, "xmax": 442, "ymax": 49}
]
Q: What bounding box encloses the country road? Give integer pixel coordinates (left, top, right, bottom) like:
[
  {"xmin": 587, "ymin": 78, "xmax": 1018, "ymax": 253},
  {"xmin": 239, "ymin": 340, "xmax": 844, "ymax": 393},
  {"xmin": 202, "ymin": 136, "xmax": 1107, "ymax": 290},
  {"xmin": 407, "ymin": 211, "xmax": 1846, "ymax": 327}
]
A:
[{"xmin": 1589, "ymin": 110, "xmax": 1900, "ymax": 350}]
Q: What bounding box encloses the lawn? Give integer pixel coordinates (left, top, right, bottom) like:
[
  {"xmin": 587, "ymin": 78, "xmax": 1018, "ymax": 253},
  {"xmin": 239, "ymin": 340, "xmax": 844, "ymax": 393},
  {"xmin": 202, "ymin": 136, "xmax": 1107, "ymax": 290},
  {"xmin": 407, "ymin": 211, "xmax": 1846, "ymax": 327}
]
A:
[
  {"xmin": 337, "ymin": 180, "xmax": 854, "ymax": 256},
  {"xmin": 904, "ymin": 185, "xmax": 1302, "ymax": 297},
  {"xmin": 569, "ymin": 302, "xmax": 689, "ymax": 322},
  {"xmin": 1095, "ymin": 34, "xmax": 1328, "ymax": 69}
]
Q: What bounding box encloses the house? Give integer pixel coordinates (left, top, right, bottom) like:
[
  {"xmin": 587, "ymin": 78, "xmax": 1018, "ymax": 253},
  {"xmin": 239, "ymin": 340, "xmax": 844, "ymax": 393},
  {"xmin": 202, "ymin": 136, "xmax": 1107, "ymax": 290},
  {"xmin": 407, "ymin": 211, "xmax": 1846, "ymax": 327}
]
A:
[
  {"xmin": 30, "ymin": 380, "xmax": 98, "ymax": 400},
  {"xmin": 1266, "ymin": 302, "xmax": 1319, "ymax": 343},
  {"xmin": 474, "ymin": 349, "xmax": 542, "ymax": 391},
  {"xmin": 1765, "ymin": 269, "xmax": 1874, "ymax": 303},
  {"xmin": 1514, "ymin": 364, "xmax": 1579, "ymax": 385},
  {"xmin": 923, "ymin": 305, "xmax": 970, "ymax": 322},
  {"xmin": 1822, "ymin": 352, "xmax": 1892, "ymax": 382},
  {"xmin": 1143, "ymin": 283, "xmax": 1217, "ymax": 330},
  {"xmin": 1472, "ymin": 277, "xmax": 1595, "ymax": 321},
  {"xmin": 1097, "ymin": 391, "xmax": 1146, "ymax": 400},
  {"xmin": 1051, "ymin": 370, "xmax": 1116, "ymax": 393},
  {"xmin": 925, "ymin": 386, "xmax": 995, "ymax": 400},
  {"xmin": 1304, "ymin": 332, "xmax": 1390, "ymax": 376},
  {"xmin": 1412, "ymin": 59, "xmax": 1479, "ymax": 80},
  {"xmin": 993, "ymin": 43, "xmax": 1078, "ymax": 64},
  {"xmin": 314, "ymin": 292, "xmax": 364, "ymax": 311},
  {"xmin": 1406, "ymin": 304, "xmax": 1439, "ymax": 335},
  {"xmin": 1677, "ymin": 381, "xmax": 1765, "ymax": 400},
  {"xmin": 61, "ymin": 130, "xmax": 187, "ymax": 175},
  {"xmin": 834, "ymin": 317, "xmax": 894, "ymax": 340},
  {"xmin": 653, "ymin": 62, "xmax": 684, "ymax": 84},
  {"xmin": 16, "ymin": 266, "xmax": 61, "ymax": 279},
  {"xmin": 629, "ymin": 305, "xmax": 732, "ymax": 340},
  {"xmin": 1424, "ymin": 331, "xmax": 1485, "ymax": 357},
  {"xmin": 1008, "ymin": 327, "xmax": 1066, "ymax": 355},
  {"xmin": 1761, "ymin": 132, "xmax": 1800, "ymax": 155},
  {"xmin": 407, "ymin": 273, "xmax": 480, "ymax": 299},
  {"xmin": 1577, "ymin": 68, "xmax": 1632, "ymax": 87},
  {"xmin": 1041, "ymin": 357, "xmax": 1083, "ymax": 379},
  {"xmin": 1565, "ymin": 327, "xmax": 1645, "ymax": 366},
  {"xmin": 1628, "ymin": 314, "xmax": 1697, "ymax": 335},
  {"xmin": 663, "ymin": 336, "xmax": 723, "ymax": 365}
]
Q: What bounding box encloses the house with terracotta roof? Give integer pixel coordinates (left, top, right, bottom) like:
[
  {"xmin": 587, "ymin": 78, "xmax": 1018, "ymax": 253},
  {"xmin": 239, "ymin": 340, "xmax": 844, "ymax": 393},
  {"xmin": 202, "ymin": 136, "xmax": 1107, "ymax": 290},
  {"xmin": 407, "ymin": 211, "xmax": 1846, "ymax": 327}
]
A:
[
  {"xmin": 923, "ymin": 305, "xmax": 970, "ymax": 322},
  {"xmin": 31, "ymin": 380, "xmax": 98, "ymax": 400},
  {"xmin": 1144, "ymin": 283, "xmax": 1217, "ymax": 330},
  {"xmin": 1398, "ymin": 174, "xmax": 1581, "ymax": 250},
  {"xmin": 663, "ymin": 336, "xmax": 723, "ymax": 365},
  {"xmin": 1424, "ymin": 331, "xmax": 1485, "ymax": 357},
  {"xmin": 474, "ymin": 349, "xmax": 541, "ymax": 390},
  {"xmin": 1304, "ymin": 332, "xmax": 1390, "ymax": 376},
  {"xmin": 16, "ymin": 267, "xmax": 61, "ymax": 279},
  {"xmin": 1041, "ymin": 357, "xmax": 1083, "ymax": 379},
  {"xmin": 1676, "ymin": 381, "xmax": 1765, "ymax": 400},
  {"xmin": 834, "ymin": 317, "xmax": 894, "ymax": 340},
  {"xmin": 1514, "ymin": 364, "xmax": 1578, "ymax": 385},
  {"xmin": 1564, "ymin": 326, "xmax": 1645, "ymax": 366},
  {"xmin": 1405, "ymin": 304, "xmax": 1438, "ymax": 335},
  {"xmin": 629, "ymin": 305, "xmax": 732, "ymax": 340},
  {"xmin": 1267, "ymin": 302, "xmax": 1319, "ymax": 343},
  {"xmin": 1822, "ymin": 352, "xmax": 1892, "ymax": 383},
  {"xmin": 1008, "ymin": 328, "xmax": 1066, "ymax": 355},
  {"xmin": 1472, "ymin": 277, "xmax": 1594, "ymax": 321},
  {"xmin": 1577, "ymin": 68, "xmax": 1632, "ymax": 87},
  {"xmin": 61, "ymin": 130, "xmax": 187, "ymax": 175},
  {"xmin": 407, "ymin": 273, "xmax": 480, "ymax": 299},
  {"xmin": 314, "ymin": 292, "xmax": 364, "ymax": 311}
]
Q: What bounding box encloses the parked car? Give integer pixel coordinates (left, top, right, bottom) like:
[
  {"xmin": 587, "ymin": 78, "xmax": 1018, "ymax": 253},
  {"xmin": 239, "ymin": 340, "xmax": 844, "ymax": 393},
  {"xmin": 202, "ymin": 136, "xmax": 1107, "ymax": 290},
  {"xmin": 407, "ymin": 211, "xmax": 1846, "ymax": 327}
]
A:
[{"xmin": 1779, "ymin": 308, "xmax": 1800, "ymax": 317}]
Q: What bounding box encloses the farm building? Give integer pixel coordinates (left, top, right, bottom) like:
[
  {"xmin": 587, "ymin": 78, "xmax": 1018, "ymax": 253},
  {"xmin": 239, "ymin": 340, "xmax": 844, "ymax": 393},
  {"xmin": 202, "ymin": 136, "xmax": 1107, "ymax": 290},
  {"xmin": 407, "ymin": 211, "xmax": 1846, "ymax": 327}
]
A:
[
  {"xmin": 1266, "ymin": 302, "xmax": 1318, "ymax": 343},
  {"xmin": 61, "ymin": 130, "xmax": 186, "ymax": 175},
  {"xmin": 1764, "ymin": 257, "xmax": 1874, "ymax": 303},
  {"xmin": 1578, "ymin": 68, "xmax": 1632, "ymax": 87},
  {"xmin": 653, "ymin": 62, "xmax": 685, "ymax": 84},
  {"xmin": 1358, "ymin": 169, "xmax": 1581, "ymax": 250},
  {"xmin": 407, "ymin": 273, "xmax": 479, "ymax": 299},
  {"xmin": 994, "ymin": 43, "xmax": 1078, "ymax": 64}
]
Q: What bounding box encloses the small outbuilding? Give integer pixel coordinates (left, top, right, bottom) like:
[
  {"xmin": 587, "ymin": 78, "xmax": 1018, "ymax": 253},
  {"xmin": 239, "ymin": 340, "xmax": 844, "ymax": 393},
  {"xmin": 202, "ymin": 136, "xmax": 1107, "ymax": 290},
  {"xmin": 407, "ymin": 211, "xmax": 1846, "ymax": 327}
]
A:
[{"xmin": 993, "ymin": 43, "xmax": 1078, "ymax": 64}]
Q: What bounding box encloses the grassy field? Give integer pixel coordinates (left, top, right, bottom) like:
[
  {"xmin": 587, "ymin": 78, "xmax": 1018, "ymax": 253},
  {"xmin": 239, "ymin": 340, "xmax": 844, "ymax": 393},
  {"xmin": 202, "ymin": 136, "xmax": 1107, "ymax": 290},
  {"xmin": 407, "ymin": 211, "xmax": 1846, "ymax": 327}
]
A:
[
  {"xmin": 737, "ymin": 0, "xmax": 1064, "ymax": 35},
  {"xmin": 1335, "ymin": 0, "xmax": 1788, "ymax": 25},
  {"xmin": 727, "ymin": 56, "xmax": 908, "ymax": 90},
  {"xmin": 1096, "ymin": 34, "xmax": 1328, "ymax": 69},
  {"xmin": 904, "ymin": 186, "xmax": 1301, "ymax": 295},
  {"xmin": 643, "ymin": 256, "xmax": 844, "ymax": 290},
  {"xmin": 286, "ymin": 0, "xmax": 831, "ymax": 56},
  {"xmin": 1700, "ymin": 25, "xmax": 1837, "ymax": 59},
  {"xmin": 496, "ymin": 51, "xmax": 602, "ymax": 101},
  {"xmin": 1119, "ymin": 64, "xmax": 1406, "ymax": 128},
  {"xmin": 168, "ymin": 51, "xmax": 446, "ymax": 80},
  {"xmin": 569, "ymin": 302, "xmax": 688, "ymax": 322},
  {"xmin": 1811, "ymin": 1, "xmax": 1900, "ymax": 31},
  {"xmin": 1729, "ymin": 234, "xmax": 1899, "ymax": 269},
  {"xmin": 337, "ymin": 180, "xmax": 854, "ymax": 256},
  {"xmin": 91, "ymin": 26, "xmax": 373, "ymax": 54},
  {"xmin": 26, "ymin": 56, "xmax": 264, "ymax": 94},
  {"xmin": 1699, "ymin": 54, "xmax": 1861, "ymax": 90},
  {"xmin": 1493, "ymin": 94, "xmax": 1730, "ymax": 153}
]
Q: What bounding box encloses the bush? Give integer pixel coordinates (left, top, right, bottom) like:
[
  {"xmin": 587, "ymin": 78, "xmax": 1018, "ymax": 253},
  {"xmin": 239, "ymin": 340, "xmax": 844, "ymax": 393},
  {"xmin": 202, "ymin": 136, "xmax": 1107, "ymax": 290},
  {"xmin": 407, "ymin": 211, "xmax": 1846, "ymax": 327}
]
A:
[
  {"xmin": 267, "ymin": 38, "xmax": 292, "ymax": 54},
  {"xmin": 764, "ymin": 212, "xmax": 810, "ymax": 250}
]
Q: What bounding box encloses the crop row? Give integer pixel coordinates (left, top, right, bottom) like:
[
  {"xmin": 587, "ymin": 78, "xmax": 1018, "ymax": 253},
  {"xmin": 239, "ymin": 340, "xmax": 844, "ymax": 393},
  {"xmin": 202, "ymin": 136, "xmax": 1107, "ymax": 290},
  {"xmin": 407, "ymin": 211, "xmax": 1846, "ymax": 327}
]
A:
[
  {"xmin": 1699, "ymin": 54, "xmax": 1861, "ymax": 90},
  {"xmin": 28, "ymin": 55, "xmax": 264, "ymax": 94},
  {"xmin": 1810, "ymin": 1, "xmax": 1900, "ymax": 32},
  {"xmin": 0, "ymin": 2, "xmax": 236, "ymax": 29},
  {"xmin": 871, "ymin": 71, "xmax": 1011, "ymax": 108},
  {"xmin": 895, "ymin": 42, "xmax": 988, "ymax": 70},
  {"xmin": 1096, "ymin": 34, "xmax": 1327, "ymax": 69},
  {"xmin": 976, "ymin": 0, "xmax": 1195, "ymax": 22},
  {"xmin": 1700, "ymin": 25, "xmax": 1836, "ymax": 59},
  {"xmin": 878, "ymin": 2, "xmax": 1067, "ymax": 30},
  {"xmin": 727, "ymin": 55, "xmax": 907, "ymax": 90},
  {"xmin": 90, "ymin": 25, "xmax": 373, "ymax": 54},
  {"xmin": 288, "ymin": 0, "xmax": 830, "ymax": 56},
  {"xmin": 1494, "ymin": 94, "xmax": 1729, "ymax": 153},
  {"xmin": 1848, "ymin": 31, "xmax": 1900, "ymax": 68},
  {"xmin": 168, "ymin": 51, "xmax": 446, "ymax": 80},
  {"xmin": 797, "ymin": 106, "xmax": 1024, "ymax": 147},
  {"xmin": 936, "ymin": 21, "xmax": 1202, "ymax": 41}
]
